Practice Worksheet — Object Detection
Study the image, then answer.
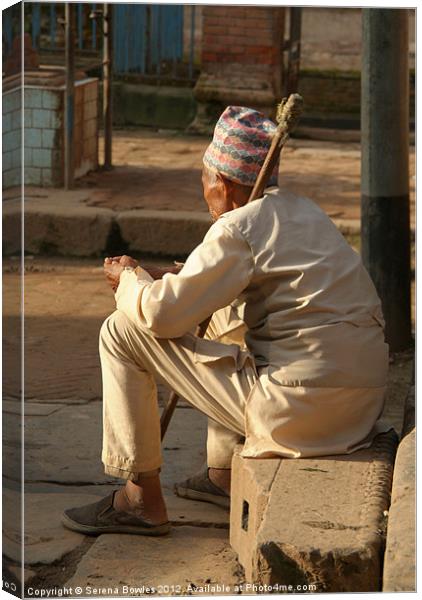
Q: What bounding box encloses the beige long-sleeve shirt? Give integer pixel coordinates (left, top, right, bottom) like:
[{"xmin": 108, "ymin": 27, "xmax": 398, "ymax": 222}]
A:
[{"xmin": 116, "ymin": 188, "xmax": 391, "ymax": 457}]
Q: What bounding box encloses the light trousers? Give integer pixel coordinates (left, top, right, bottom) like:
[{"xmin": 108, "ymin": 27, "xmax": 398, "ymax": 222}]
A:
[{"xmin": 99, "ymin": 307, "xmax": 254, "ymax": 480}]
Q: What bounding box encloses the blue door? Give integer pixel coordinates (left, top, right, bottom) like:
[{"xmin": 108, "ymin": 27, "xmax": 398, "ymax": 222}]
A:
[{"xmin": 113, "ymin": 4, "xmax": 184, "ymax": 77}]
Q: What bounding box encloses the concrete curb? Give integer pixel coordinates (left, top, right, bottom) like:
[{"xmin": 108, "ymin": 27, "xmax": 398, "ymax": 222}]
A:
[{"xmin": 3, "ymin": 196, "xmax": 363, "ymax": 258}]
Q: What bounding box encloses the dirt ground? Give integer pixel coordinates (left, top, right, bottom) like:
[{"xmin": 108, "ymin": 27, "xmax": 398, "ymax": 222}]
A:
[{"xmin": 68, "ymin": 129, "xmax": 415, "ymax": 226}]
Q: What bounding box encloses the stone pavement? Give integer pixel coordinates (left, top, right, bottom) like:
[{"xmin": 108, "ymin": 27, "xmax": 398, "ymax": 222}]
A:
[
  {"xmin": 2, "ymin": 257, "xmax": 414, "ymax": 595},
  {"xmin": 2, "ymin": 258, "xmax": 240, "ymax": 596}
]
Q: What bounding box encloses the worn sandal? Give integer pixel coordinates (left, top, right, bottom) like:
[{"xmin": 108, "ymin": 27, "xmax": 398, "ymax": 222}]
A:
[
  {"xmin": 174, "ymin": 468, "xmax": 230, "ymax": 509},
  {"xmin": 61, "ymin": 491, "xmax": 171, "ymax": 536}
]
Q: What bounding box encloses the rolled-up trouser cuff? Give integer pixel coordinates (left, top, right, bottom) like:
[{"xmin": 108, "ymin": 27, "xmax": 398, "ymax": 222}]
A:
[
  {"xmin": 104, "ymin": 464, "xmax": 161, "ymax": 481},
  {"xmin": 207, "ymin": 458, "xmax": 233, "ymax": 469}
]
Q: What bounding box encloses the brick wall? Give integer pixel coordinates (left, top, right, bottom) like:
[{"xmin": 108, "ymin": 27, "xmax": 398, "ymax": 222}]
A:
[
  {"xmin": 202, "ymin": 6, "xmax": 282, "ymax": 76},
  {"xmin": 2, "ymin": 88, "xmax": 22, "ymax": 189},
  {"xmin": 191, "ymin": 6, "xmax": 285, "ymax": 131}
]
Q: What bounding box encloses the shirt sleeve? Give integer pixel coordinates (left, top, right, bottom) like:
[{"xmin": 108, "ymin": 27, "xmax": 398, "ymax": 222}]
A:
[{"xmin": 114, "ymin": 220, "xmax": 254, "ymax": 338}]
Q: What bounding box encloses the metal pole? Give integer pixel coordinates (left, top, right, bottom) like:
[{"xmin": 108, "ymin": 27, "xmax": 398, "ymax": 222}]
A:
[
  {"xmin": 103, "ymin": 2, "xmax": 113, "ymax": 169},
  {"xmin": 361, "ymin": 9, "xmax": 412, "ymax": 351},
  {"xmin": 64, "ymin": 3, "xmax": 75, "ymax": 189}
]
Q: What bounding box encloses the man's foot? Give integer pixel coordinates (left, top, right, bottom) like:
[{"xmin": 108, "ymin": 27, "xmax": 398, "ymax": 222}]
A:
[
  {"xmin": 61, "ymin": 490, "xmax": 170, "ymax": 536},
  {"xmin": 174, "ymin": 467, "xmax": 230, "ymax": 509}
]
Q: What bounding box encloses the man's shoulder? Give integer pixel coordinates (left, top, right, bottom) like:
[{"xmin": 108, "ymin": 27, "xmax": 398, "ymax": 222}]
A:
[{"xmin": 219, "ymin": 187, "xmax": 310, "ymax": 229}]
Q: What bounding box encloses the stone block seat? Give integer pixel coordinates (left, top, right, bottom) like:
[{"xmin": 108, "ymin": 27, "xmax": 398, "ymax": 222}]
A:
[{"xmin": 230, "ymin": 429, "xmax": 398, "ymax": 592}]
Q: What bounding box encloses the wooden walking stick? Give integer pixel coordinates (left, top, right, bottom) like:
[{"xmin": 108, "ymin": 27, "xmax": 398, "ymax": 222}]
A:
[{"xmin": 160, "ymin": 93, "xmax": 304, "ymax": 440}]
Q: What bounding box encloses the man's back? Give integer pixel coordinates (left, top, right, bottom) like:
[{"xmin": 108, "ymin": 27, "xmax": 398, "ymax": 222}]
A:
[{"xmin": 219, "ymin": 188, "xmax": 388, "ymax": 388}]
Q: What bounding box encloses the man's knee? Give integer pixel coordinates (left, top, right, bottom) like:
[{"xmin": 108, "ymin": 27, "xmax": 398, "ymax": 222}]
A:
[{"xmin": 99, "ymin": 310, "xmax": 134, "ymax": 350}]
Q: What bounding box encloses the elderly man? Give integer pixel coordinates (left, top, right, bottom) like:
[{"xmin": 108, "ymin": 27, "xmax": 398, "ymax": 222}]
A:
[{"xmin": 62, "ymin": 107, "xmax": 390, "ymax": 536}]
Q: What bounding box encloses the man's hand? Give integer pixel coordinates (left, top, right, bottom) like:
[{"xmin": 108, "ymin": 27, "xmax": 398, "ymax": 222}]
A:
[
  {"xmin": 103, "ymin": 255, "xmax": 139, "ymax": 292},
  {"xmin": 108, "ymin": 255, "xmax": 139, "ymax": 269},
  {"xmin": 103, "ymin": 258, "xmax": 125, "ymax": 292},
  {"xmin": 103, "ymin": 255, "xmax": 182, "ymax": 291}
]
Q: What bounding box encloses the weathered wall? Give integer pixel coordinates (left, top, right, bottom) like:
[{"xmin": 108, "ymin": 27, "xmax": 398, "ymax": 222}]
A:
[
  {"xmin": 74, "ymin": 79, "xmax": 99, "ymax": 180},
  {"xmin": 191, "ymin": 5, "xmax": 284, "ymax": 130},
  {"xmin": 24, "ymin": 87, "xmax": 63, "ymax": 187},
  {"xmin": 300, "ymin": 7, "xmax": 415, "ymax": 71},
  {"xmin": 2, "ymin": 88, "xmax": 22, "ymax": 189},
  {"xmin": 2, "ymin": 79, "xmax": 99, "ymax": 190}
]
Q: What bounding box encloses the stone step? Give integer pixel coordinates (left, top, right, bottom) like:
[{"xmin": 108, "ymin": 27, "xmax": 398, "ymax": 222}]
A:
[
  {"xmin": 3, "ymin": 195, "xmax": 364, "ymax": 259},
  {"xmin": 382, "ymin": 427, "xmax": 415, "ymax": 591},
  {"xmin": 383, "ymin": 382, "xmax": 416, "ymax": 592},
  {"xmin": 230, "ymin": 430, "xmax": 398, "ymax": 592},
  {"xmin": 65, "ymin": 526, "xmax": 241, "ymax": 594}
]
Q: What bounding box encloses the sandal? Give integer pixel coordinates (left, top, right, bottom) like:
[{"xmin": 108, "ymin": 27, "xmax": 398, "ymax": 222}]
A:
[
  {"xmin": 174, "ymin": 468, "xmax": 230, "ymax": 509},
  {"xmin": 61, "ymin": 491, "xmax": 171, "ymax": 536}
]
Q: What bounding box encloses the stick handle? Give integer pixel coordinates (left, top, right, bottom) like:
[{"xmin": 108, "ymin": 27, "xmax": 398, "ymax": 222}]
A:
[
  {"xmin": 160, "ymin": 391, "xmax": 179, "ymax": 440},
  {"xmin": 249, "ymin": 130, "xmax": 288, "ymax": 202},
  {"xmin": 249, "ymin": 93, "xmax": 303, "ymax": 203}
]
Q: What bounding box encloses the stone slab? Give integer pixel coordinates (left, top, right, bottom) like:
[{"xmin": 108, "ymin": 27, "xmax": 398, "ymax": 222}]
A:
[
  {"xmin": 24, "ymin": 208, "xmax": 113, "ymax": 257},
  {"xmin": 66, "ymin": 526, "xmax": 241, "ymax": 594},
  {"xmin": 3, "ymin": 196, "xmax": 114, "ymax": 257},
  {"xmin": 3, "ymin": 484, "xmax": 223, "ymax": 569},
  {"xmin": 3, "ymin": 402, "xmax": 110, "ymax": 485},
  {"xmin": 3, "ymin": 399, "xmax": 64, "ymax": 416},
  {"xmin": 4, "ymin": 402, "xmax": 207, "ymax": 491},
  {"xmin": 3, "ymin": 191, "xmax": 381, "ymax": 260},
  {"xmin": 4, "ymin": 402, "xmax": 208, "ymax": 488},
  {"xmin": 22, "ymin": 482, "xmax": 229, "ymax": 529},
  {"xmin": 4, "ymin": 398, "xmax": 227, "ymax": 525},
  {"xmin": 401, "ymin": 382, "xmax": 415, "ymax": 438},
  {"xmin": 383, "ymin": 427, "xmax": 416, "ymax": 592},
  {"xmin": 3, "ymin": 487, "xmax": 100, "ymax": 565},
  {"xmin": 117, "ymin": 209, "xmax": 211, "ymax": 257},
  {"xmin": 8, "ymin": 566, "xmax": 36, "ymax": 585},
  {"xmin": 231, "ymin": 430, "xmax": 398, "ymax": 592},
  {"xmin": 230, "ymin": 449, "xmax": 279, "ymax": 572},
  {"xmin": 31, "ymin": 482, "xmax": 229, "ymax": 527}
]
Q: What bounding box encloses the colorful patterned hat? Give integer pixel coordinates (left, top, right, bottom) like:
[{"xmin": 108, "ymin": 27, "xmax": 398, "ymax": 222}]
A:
[{"xmin": 203, "ymin": 106, "xmax": 279, "ymax": 187}]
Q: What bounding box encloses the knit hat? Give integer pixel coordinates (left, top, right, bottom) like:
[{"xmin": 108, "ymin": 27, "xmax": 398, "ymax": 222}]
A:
[{"xmin": 203, "ymin": 106, "xmax": 279, "ymax": 187}]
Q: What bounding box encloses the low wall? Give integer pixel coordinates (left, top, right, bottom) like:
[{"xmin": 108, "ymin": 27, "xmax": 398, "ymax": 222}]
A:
[
  {"xmin": 2, "ymin": 78, "xmax": 99, "ymax": 190},
  {"xmin": 108, "ymin": 70, "xmax": 415, "ymax": 131},
  {"xmin": 2, "ymin": 87, "xmax": 22, "ymax": 188}
]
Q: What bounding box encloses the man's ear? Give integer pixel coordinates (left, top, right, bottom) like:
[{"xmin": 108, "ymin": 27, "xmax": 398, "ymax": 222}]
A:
[{"xmin": 218, "ymin": 173, "xmax": 233, "ymax": 201}]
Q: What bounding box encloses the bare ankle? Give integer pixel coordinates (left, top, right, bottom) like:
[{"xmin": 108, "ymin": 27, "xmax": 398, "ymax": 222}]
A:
[
  {"xmin": 208, "ymin": 468, "xmax": 231, "ymax": 494},
  {"xmin": 113, "ymin": 487, "xmax": 138, "ymax": 512},
  {"xmin": 122, "ymin": 476, "xmax": 168, "ymax": 523}
]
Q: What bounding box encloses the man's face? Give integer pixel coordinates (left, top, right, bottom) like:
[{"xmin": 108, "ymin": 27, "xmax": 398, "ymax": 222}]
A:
[{"xmin": 202, "ymin": 167, "xmax": 231, "ymax": 222}]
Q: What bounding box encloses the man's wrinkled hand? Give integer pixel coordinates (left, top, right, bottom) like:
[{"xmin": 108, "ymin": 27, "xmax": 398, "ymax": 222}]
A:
[
  {"xmin": 109, "ymin": 255, "xmax": 139, "ymax": 269},
  {"xmin": 103, "ymin": 257, "xmax": 125, "ymax": 292}
]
